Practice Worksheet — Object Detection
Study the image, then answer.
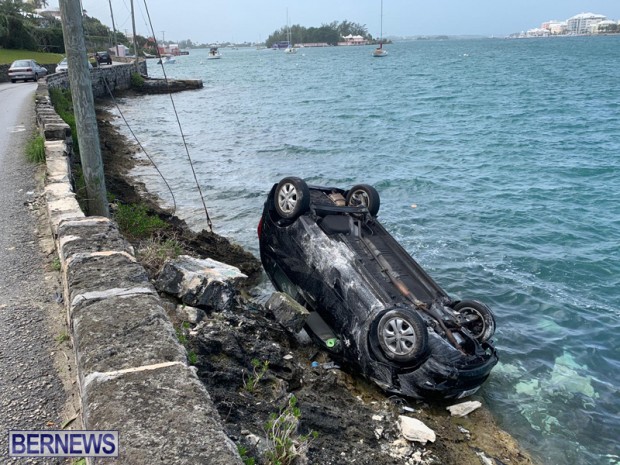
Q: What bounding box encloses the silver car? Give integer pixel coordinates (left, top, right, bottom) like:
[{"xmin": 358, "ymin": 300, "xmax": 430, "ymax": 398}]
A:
[
  {"xmin": 55, "ymin": 57, "xmax": 93, "ymax": 73},
  {"xmin": 8, "ymin": 59, "xmax": 48, "ymax": 83}
]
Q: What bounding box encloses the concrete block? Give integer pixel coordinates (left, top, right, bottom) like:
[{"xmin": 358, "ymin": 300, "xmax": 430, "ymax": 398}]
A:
[
  {"xmin": 82, "ymin": 363, "xmax": 242, "ymax": 465},
  {"xmin": 47, "ymin": 196, "xmax": 85, "ymax": 235},
  {"xmin": 72, "ymin": 294, "xmax": 186, "ymax": 381},
  {"xmin": 65, "ymin": 252, "xmax": 153, "ymax": 310},
  {"xmin": 155, "ymin": 255, "xmax": 247, "ymax": 311},
  {"xmin": 57, "ymin": 217, "xmax": 135, "ymax": 261},
  {"xmin": 266, "ymin": 292, "xmax": 310, "ymax": 333},
  {"xmin": 44, "ymin": 122, "xmax": 71, "ymax": 141},
  {"xmin": 46, "ymin": 156, "xmax": 71, "ymax": 183}
]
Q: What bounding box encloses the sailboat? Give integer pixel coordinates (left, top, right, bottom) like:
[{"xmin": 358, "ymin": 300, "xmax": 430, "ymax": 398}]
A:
[
  {"xmin": 373, "ymin": 0, "xmax": 388, "ymax": 57},
  {"xmin": 284, "ymin": 9, "xmax": 297, "ymax": 54}
]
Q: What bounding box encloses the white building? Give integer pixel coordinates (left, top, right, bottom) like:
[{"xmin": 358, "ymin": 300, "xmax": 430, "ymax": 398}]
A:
[{"xmin": 567, "ymin": 13, "xmax": 606, "ymax": 34}]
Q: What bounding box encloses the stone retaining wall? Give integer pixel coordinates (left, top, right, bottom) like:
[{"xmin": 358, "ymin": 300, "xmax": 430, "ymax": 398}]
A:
[
  {"xmin": 35, "ymin": 81, "xmax": 242, "ymax": 464},
  {"xmin": 46, "ymin": 60, "xmax": 148, "ymax": 97}
]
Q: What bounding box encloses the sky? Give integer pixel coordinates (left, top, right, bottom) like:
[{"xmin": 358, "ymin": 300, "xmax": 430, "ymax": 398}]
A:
[{"xmin": 46, "ymin": 0, "xmax": 620, "ymax": 44}]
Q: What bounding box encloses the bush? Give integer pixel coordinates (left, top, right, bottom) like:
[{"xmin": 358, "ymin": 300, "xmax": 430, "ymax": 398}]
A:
[
  {"xmin": 26, "ymin": 135, "xmax": 45, "ymax": 163},
  {"xmin": 130, "ymin": 72, "xmax": 144, "ymax": 89}
]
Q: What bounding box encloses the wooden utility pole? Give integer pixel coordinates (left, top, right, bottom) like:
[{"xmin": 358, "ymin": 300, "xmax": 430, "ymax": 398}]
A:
[
  {"xmin": 107, "ymin": 0, "xmax": 120, "ymax": 57},
  {"xmin": 130, "ymin": 0, "xmax": 139, "ymax": 69},
  {"xmin": 59, "ymin": 0, "xmax": 109, "ymax": 218}
]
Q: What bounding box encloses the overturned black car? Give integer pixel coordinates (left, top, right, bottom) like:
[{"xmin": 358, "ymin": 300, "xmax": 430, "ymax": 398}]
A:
[{"xmin": 258, "ymin": 177, "xmax": 498, "ymax": 400}]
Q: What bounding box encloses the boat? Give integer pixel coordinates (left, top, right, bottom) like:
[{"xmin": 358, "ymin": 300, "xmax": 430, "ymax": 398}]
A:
[
  {"xmin": 143, "ymin": 52, "xmax": 157, "ymax": 59},
  {"xmin": 157, "ymin": 55, "xmax": 176, "ymax": 65},
  {"xmin": 207, "ymin": 47, "xmax": 221, "ymax": 59},
  {"xmin": 284, "ymin": 9, "xmax": 297, "ymax": 54},
  {"xmin": 373, "ymin": 0, "xmax": 388, "ymax": 57}
]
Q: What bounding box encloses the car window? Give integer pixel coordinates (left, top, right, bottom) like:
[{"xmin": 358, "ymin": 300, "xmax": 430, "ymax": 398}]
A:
[{"xmin": 12, "ymin": 60, "xmax": 31, "ymax": 67}]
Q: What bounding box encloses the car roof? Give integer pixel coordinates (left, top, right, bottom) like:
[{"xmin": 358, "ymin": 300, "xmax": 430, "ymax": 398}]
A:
[{"xmin": 11, "ymin": 60, "xmax": 33, "ymax": 67}]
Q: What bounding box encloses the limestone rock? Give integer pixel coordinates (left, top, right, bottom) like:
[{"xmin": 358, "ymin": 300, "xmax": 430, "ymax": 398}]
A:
[
  {"xmin": 398, "ymin": 415, "xmax": 436, "ymax": 444},
  {"xmin": 446, "ymin": 400, "xmax": 482, "ymax": 417},
  {"xmin": 175, "ymin": 304, "xmax": 206, "ymax": 324},
  {"xmin": 266, "ymin": 292, "xmax": 310, "ymax": 333},
  {"xmin": 155, "ymin": 255, "xmax": 247, "ymax": 311}
]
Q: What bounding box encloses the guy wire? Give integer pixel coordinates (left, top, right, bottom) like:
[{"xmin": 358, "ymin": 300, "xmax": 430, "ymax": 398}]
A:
[
  {"xmin": 142, "ymin": 0, "xmax": 213, "ymax": 232},
  {"xmin": 101, "ymin": 75, "xmax": 177, "ymax": 215}
]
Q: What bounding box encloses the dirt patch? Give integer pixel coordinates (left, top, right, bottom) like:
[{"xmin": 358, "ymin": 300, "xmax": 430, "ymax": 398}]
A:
[{"xmin": 95, "ymin": 99, "xmax": 538, "ymax": 465}]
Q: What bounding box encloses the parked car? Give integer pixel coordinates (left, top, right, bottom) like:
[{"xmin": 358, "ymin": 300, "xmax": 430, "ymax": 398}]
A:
[
  {"xmin": 258, "ymin": 177, "xmax": 498, "ymax": 400},
  {"xmin": 94, "ymin": 51, "xmax": 112, "ymax": 66},
  {"xmin": 8, "ymin": 59, "xmax": 48, "ymax": 83},
  {"xmin": 55, "ymin": 57, "xmax": 93, "ymax": 73}
]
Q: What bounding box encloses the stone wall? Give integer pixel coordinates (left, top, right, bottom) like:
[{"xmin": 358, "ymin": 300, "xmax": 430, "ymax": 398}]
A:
[
  {"xmin": 46, "ymin": 60, "xmax": 148, "ymax": 97},
  {"xmin": 34, "ymin": 81, "xmax": 242, "ymax": 464}
]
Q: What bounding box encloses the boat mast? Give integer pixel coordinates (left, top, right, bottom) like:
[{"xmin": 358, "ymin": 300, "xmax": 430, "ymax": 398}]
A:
[{"xmin": 379, "ymin": 0, "xmax": 383, "ymax": 49}]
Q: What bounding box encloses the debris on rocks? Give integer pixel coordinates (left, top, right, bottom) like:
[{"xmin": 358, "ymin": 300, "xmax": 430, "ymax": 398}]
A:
[
  {"xmin": 447, "ymin": 400, "xmax": 482, "ymax": 417},
  {"xmin": 398, "ymin": 415, "xmax": 436, "ymax": 444},
  {"xmin": 265, "ymin": 291, "xmax": 309, "ymax": 334}
]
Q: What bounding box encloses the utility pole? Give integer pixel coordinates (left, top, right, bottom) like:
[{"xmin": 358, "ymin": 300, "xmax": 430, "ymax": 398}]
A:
[
  {"xmin": 59, "ymin": 0, "xmax": 109, "ymax": 218},
  {"xmin": 107, "ymin": 0, "xmax": 119, "ymax": 57},
  {"xmin": 130, "ymin": 0, "xmax": 139, "ymax": 69}
]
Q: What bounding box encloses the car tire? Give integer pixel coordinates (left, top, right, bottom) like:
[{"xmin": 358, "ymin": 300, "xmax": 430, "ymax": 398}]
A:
[
  {"xmin": 346, "ymin": 184, "xmax": 380, "ymax": 216},
  {"xmin": 453, "ymin": 300, "xmax": 496, "ymax": 343},
  {"xmin": 33, "ymin": 73, "xmax": 38, "ymax": 81},
  {"xmin": 11, "ymin": 79, "xmax": 15, "ymax": 83},
  {"xmin": 274, "ymin": 177, "xmax": 310, "ymax": 220},
  {"xmin": 375, "ymin": 309, "xmax": 428, "ymax": 364}
]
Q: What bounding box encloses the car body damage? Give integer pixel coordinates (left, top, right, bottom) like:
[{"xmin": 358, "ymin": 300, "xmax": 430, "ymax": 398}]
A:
[{"xmin": 258, "ymin": 177, "xmax": 498, "ymax": 400}]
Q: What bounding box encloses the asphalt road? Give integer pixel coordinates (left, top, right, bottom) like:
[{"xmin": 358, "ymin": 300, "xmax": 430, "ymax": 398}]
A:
[{"xmin": 0, "ymin": 82, "xmax": 73, "ymax": 464}]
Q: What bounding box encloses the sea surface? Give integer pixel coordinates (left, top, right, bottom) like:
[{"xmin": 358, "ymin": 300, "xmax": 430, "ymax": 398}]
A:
[{"xmin": 109, "ymin": 37, "xmax": 620, "ymax": 465}]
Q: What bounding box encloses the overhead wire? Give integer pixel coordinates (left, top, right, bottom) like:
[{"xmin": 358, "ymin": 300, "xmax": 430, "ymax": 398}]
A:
[{"xmin": 141, "ymin": 0, "xmax": 214, "ymax": 232}]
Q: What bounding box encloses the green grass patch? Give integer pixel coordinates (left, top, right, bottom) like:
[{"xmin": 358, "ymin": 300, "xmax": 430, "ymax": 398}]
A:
[
  {"xmin": 113, "ymin": 203, "xmax": 168, "ymax": 239},
  {"xmin": 48, "ymin": 87, "xmax": 79, "ymax": 151},
  {"xmin": 51, "ymin": 256, "xmax": 61, "ymax": 271},
  {"xmin": 25, "ymin": 134, "xmax": 45, "ymax": 163},
  {"xmin": 0, "ymin": 49, "xmax": 64, "ymax": 65}
]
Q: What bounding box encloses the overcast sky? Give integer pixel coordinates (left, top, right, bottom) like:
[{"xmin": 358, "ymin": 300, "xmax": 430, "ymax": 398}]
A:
[{"xmin": 47, "ymin": 0, "xmax": 620, "ymax": 43}]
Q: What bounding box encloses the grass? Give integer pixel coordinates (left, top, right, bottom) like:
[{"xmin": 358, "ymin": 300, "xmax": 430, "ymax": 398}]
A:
[
  {"xmin": 243, "ymin": 358, "xmax": 270, "ymax": 393},
  {"xmin": 113, "ymin": 203, "xmax": 169, "ymax": 240},
  {"xmin": 0, "ymin": 49, "xmax": 64, "ymax": 65},
  {"xmin": 51, "ymin": 257, "xmax": 61, "ymax": 271},
  {"xmin": 264, "ymin": 396, "xmax": 317, "ymax": 465},
  {"xmin": 55, "ymin": 332, "xmax": 70, "ymax": 344},
  {"xmin": 25, "ymin": 134, "xmax": 46, "ymax": 163},
  {"xmin": 136, "ymin": 234, "xmax": 182, "ymax": 274}
]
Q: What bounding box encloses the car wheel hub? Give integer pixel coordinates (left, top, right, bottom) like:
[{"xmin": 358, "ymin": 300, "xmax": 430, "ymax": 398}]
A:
[
  {"xmin": 277, "ymin": 183, "xmax": 298, "ymax": 214},
  {"xmin": 382, "ymin": 317, "xmax": 417, "ymax": 355},
  {"xmin": 350, "ymin": 190, "xmax": 370, "ymax": 207}
]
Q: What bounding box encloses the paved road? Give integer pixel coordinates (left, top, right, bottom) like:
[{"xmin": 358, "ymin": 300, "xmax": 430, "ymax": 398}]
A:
[{"xmin": 0, "ymin": 82, "xmax": 73, "ymax": 464}]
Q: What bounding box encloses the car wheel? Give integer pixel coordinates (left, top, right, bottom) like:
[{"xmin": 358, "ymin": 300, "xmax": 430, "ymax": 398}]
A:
[
  {"xmin": 453, "ymin": 300, "xmax": 496, "ymax": 343},
  {"xmin": 346, "ymin": 184, "xmax": 380, "ymax": 216},
  {"xmin": 11, "ymin": 79, "xmax": 15, "ymax": 83},
  {"xmin": 376, "ymin": 309, "xmax": 427, "ymax": 364},
  {"xmin": 33, "ymin": 73, "xmax": 38, "ymax": 81},
  {"xmin": 274, "ymin": 177, "xmax": 310, "ymax": 220}
]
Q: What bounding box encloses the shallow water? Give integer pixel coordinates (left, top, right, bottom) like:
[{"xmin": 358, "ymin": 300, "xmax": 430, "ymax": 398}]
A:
[{"xmin": 110, "ymin": 37, "xmax": 620, "ymax": 465}]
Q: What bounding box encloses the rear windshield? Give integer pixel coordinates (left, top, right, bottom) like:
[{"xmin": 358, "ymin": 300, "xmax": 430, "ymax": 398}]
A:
[{"xmin": 12, "ymin": 60, "xmax": 31, "ymax": 67}]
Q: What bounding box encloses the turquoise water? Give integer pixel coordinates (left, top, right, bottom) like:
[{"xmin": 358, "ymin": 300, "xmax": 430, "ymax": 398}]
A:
[{"xmin": 111, "ymin": 37, "xmax": 620, "ymax": 464}]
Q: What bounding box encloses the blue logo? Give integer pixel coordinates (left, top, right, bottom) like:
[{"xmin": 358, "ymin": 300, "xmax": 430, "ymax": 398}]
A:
[{"xmin": 9, "ymin": 431, "xmax": 119, "ymax": 457}]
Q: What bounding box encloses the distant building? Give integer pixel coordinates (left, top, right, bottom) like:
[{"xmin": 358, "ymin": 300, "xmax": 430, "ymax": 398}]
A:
[
  {"xmin": 339, "ymin": 34, "xmax": 368, "ymax": 46},
  {"xmin": 567, "ymin": 13, "xmax": 606, "ymax": 34},
  {"xmin": 541, "ymin": 20, "xmax": 567, "ymax": 35}
]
